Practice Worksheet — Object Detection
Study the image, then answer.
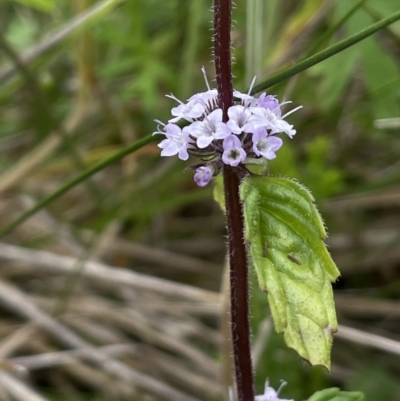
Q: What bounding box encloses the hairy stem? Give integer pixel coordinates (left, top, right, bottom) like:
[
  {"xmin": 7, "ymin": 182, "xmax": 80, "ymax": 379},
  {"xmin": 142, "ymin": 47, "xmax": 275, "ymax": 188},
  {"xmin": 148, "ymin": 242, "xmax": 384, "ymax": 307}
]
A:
[
  {"xmin": 214, "ymin": 0, "xmax": 233, "ymax": 119},
  {"xmin": 223, "ymin": 166, "xmax": 254, "ymax": 401},
  {"xmin": 214, "ymin": 1, "xmax": 254, "ymax": 400}
]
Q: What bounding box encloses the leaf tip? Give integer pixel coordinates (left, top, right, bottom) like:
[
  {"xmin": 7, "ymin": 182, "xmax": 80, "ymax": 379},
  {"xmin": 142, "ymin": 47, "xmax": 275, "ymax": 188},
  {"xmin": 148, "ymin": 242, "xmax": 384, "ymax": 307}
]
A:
[{"xmin": 324, "ymin": 324, "xmax": 337, "ymax": 336}]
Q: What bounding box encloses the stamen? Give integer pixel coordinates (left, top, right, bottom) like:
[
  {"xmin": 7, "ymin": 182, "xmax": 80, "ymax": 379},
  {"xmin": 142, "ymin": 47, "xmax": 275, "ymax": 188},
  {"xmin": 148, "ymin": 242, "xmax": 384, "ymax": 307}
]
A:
[
  {"xmin": 165, "ymin": 93, "xmax": 183, "ymax": 104},
  {"xmin": 201, "ymin": 66, "xmax": 211, "ymax": 91},
  {"xmin": 248, "ymin": 75, "xmax": 257, "ymax": 95},
  {"xmin": 282, "ymin": 105, "xmax": 303, "ymax": 119},
  {"xmin": 154, "ymin": 119, "xmax": 166, "ymax": 127},
  {"xmin": 276, "ymin": 380, "xmax": 287, "ymax": 395}
]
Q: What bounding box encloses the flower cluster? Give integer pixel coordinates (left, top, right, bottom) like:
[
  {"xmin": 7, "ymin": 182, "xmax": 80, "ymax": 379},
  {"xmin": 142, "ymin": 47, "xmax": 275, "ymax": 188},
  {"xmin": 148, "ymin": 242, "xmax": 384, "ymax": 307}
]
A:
[{"xmin": 154, "ymin": 69, "xmax": 301, "ymax": 187}]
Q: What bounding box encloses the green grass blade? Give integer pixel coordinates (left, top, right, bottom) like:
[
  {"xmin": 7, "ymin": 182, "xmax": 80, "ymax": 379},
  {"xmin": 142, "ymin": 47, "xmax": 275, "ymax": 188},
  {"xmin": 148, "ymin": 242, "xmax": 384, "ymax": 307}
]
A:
[
  {"xmin": 251, "ymin": 9, "xmax": 400, "ymax": 93},
  {"xmin": 306, "ymin": 0, "xmax": 367, "ymax": 56},
  {"xmin": 0, "ymin": 135, "xmax": 157, "ymax": 238}
]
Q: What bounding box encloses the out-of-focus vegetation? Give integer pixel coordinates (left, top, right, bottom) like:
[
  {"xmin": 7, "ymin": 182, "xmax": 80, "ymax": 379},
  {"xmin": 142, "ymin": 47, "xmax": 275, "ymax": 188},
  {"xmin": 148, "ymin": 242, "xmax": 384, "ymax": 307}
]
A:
[{"xmin": 0, "ymin": 0, "xmax": 399, "ymax": 400}]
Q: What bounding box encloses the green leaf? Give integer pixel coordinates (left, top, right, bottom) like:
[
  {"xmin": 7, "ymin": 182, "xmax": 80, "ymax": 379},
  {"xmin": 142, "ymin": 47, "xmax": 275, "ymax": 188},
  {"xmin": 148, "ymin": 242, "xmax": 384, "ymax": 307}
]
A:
[
  {"xmin": 213, "ymin": 175, "xmax": 225, "ymax": 211},
  {"xmin": 308, "ymin": 388, "xmax": 364, "ymax": 401},
  {"xmin": 240, "ymin": 175, "xmax": 340, "ymax": 368}
]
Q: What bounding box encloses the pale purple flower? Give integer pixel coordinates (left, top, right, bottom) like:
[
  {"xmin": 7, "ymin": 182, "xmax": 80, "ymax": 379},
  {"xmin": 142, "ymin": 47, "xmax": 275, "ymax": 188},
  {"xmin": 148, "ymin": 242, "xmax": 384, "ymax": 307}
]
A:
[
  {"xmin": 248, "ymin": 107, "xmax": 296, "ymax": 138},
  {"xmin": 156, "ymin": 123, "xmax": 190, "ymax": 161},
  {"xmin": 258, "ymin": 93, "xmax": 281, "ymax": 116},
  {"xmin": 169, "ymin": 98, "xmax": 205, "ymax": 123},
  {"xmin": 227, "ymin": 105, "xmax": 253, "ymax": 134},
  {"xmin": 233, "ymin": 90, "xmax": 257, "ymax": 107},
  {"xmin": 255, "ymin": 381, "xmax": 294, "ymax": 401},
  {"xmin": 233, "ymin": 90, "xmax": 254, "ymax": 101},
  {"xmin": 190, "ymin": 108, "xmax": 231, "ymax": 148},
  {"xmin": 194, "ymin": 165, "xmax": 214, "ymax": 187},
  {"xmin": 244, "ymin": 110, "xmax": 271, "ymax": 131},
  {"xmin": 252, "ymin": 127, "xmax": 283, "ymax": 159},
  {"xmin": 273, "ymin": 118, "xmax": 296, "ymax": 138},
  {"xmin": 189, "ymin": 89, "xmax": 218, "ymax": 106},
  {"xmin": 222, "ymin": 135, "xmax": 246, "ymax": 166}
]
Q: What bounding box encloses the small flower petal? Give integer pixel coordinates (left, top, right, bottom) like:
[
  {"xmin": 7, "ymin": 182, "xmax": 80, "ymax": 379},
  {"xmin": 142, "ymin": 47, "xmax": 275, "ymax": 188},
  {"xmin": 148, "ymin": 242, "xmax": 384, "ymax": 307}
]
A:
[
  {"xmin": 214, "ymin": 122, "xmax": 232, "ymax": 139},
  {"xmin": 189, "ymin": 89, "xmax": 218, "ymax": 106},
  {"xmin": 233, "ymin": 90, "xmax": 257, "ymax": 107},
  {"xmin": 190, "ymin": 109, "xmax": 231, "ymax": 148},
  {"xmin": 169, "ymin": 99, "xmax": 205, "ymax": 123},
  {"xmin": 196, "ymin": 133, "xmax": 214, "ymax": 149},
  {"xmin": 227, "ymin": 105, "xmax": 252, "ymax": 134},
  {"xmin": 257, "ymin": 93, "xmax": 281, "ymax": 116}
]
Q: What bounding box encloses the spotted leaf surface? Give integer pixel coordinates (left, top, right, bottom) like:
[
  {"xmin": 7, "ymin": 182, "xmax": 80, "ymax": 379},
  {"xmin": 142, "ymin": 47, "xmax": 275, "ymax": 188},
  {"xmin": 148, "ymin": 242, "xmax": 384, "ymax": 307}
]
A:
[{"xmin": 240, "ymin": 175, "xmax": 340, "ymax": 368}]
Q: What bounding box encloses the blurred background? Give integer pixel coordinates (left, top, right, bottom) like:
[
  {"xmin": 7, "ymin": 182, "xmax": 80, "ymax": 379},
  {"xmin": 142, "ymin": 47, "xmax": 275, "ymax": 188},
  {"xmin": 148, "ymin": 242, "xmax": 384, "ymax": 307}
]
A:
[{"xmin": 0, "ymin": 0, "xmax": 399, "ymax": 400}]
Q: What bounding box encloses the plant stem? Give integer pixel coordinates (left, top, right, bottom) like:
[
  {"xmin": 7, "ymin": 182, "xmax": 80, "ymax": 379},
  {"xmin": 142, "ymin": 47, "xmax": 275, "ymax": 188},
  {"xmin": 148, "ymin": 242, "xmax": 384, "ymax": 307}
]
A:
[
  {"xmin": 214, "ymin": 0, "xmax": 233, "ymax": 119},
  {"xmin": 214, "ymin": 1, "xmax": 254, "ymax": 400},
  {"xmin": 223, "ymin": 166, "xmax": 254, "ymax": 401}
]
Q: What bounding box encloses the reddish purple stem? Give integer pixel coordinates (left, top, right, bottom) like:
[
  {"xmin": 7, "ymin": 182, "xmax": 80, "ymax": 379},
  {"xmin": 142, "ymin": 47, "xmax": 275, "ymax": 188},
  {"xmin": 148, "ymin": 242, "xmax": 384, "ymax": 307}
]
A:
[{"xmin": 213, "ymin": 1, "xmax": 255, "ymax": 400}]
